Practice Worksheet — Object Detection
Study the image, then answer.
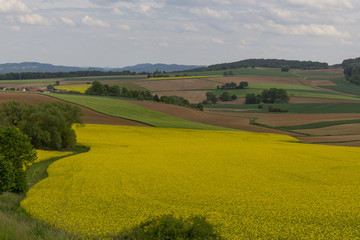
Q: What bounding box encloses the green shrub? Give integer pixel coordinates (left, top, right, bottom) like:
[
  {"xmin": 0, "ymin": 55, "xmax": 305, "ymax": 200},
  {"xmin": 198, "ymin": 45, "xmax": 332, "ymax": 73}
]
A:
[{"xmin": 113, "ymin": 214, "xmax": 223, "ymax": 240}]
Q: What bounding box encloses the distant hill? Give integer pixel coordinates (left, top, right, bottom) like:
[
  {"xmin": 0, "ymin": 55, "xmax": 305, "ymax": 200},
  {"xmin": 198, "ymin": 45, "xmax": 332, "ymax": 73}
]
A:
[
  {"xmin": 186, "ymin": 59, "xmax": 329, "ymax": 72},
  {"xmin": 0, "ymin": 62, "xmax": 203, "ymax": 74}
]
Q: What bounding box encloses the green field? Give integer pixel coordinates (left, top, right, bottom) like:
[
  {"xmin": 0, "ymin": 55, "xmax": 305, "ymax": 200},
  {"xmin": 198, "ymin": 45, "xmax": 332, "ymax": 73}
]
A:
[
  {"xmin": 278, "ymin": 119, "xmax": 360, "ymax": 130},
  {"xmin": 320, "ymin": 78, "xmax": 360, "ymax": 97},
  {"xmin": 46, "ymin": 93, "xmax": 231, "ymax": 131},
  {"xmin": 206, "ymin": 103, "xmax": 360, "ymax": 114}
]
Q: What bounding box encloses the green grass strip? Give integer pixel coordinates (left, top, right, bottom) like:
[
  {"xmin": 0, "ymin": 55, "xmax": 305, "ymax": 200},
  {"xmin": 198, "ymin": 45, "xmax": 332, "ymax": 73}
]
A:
[
  {"xmin": 46, "ymin": 93, "xmax": 232, "ymax": 131},
  {"xmin": 278, "ymin": 119, "xmax": 360, "ymax": 130}
]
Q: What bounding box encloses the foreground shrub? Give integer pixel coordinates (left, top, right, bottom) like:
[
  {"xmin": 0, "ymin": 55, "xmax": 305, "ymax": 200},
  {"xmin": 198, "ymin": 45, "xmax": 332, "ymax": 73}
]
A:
[{"xmin": 113, "ymin": 214, "xmax": 223, "ymax": 240}]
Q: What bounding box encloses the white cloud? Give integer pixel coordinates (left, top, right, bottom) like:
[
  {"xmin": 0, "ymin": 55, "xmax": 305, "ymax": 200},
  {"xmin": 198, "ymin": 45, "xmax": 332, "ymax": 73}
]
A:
[
  {"xmin": 9, "ymin": 25, "xmax": 20, "ymax": 31},
  {"xmin": 340, "ymin": 39, "xmax": 353, "ymax": 45},
  {"xmin": 18, "ymin": 14, "xmax": 49, "ymax": 25},
  {"xmin": 82, "ymin": 16, "xmax": 110, "ymax": 27},
  {"xmin": 246, "ymin": 21, "xmax": 350, "ymax": 38},
  {"xmin": 212, "ymin": 38, "xmax": 225, "ymax": 44},
  {"xmin": 61, "ymin": 17, "xmax": 75, "ymax": 26},
  {"xmin": 190, "ymin": 7, "xmax": 229, "ymax": 19},
  {"xmin": 113, "ymin": 8, "xmax": 124, "ymax": 15},
  {"xmin": 159, "ymin": 42, "xmax": 168, "ymax": 47},
  {"xmin": 285, "ymin": 0, "xmax": 354, "ymax": 10},
  {"xmin": 184, "ymin": 24, "xmax": 199, "ymax": 32},
  {"xmin": 117, "ymin": 24, "xmax": 130, "ymax": 31},
  {"xmin": 0, "ymin": 0, "xmax": 30, "ymax": 13}
]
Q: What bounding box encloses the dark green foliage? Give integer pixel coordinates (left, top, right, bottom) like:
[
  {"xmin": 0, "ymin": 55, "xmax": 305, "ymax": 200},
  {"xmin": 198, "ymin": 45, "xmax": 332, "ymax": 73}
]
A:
[
  {"xmin": 205, "ymin": 92, "xmax": 218, "ymax": 104},
  {"xmin": 84, "ymin": 81, "xmax": 203, "ymax": 111},
  {"xmin": 342, "ymin": 57, "xmax": 360, "ymax": 85},
  {"xmin": 219, "ymin": 91, "xmax": 231, "ymax": 101},
  {"xmin": 46, "ymin": 84, "xmax": 54, "ymax": 90},
  {"xmin": 258, "ymin": 104, "xmax": 263, "ymax": 109},
  {"xmin": 217, "ymin": 81, "xmax": 248, "ymax": 90},
  {"xmin": 245, "ymin": 93, "xmax": 261, "ymax": 104},
  {"xmin": 0, "ymin": 101, "xmax": 83, "ymax": 150},
  {"xmin": 238, "ymin": 81, "xmax": 248, "ymax": 89},
  {"xmin": 0, "ymin": 127, "xmax": 37, "ymax": 193},
  {"xmin": 188, "ymin": 58, "xmax": 328, "ymax": 72},
  {"xmin": 281, "ymin": 66, "xmax": 290, "ymax": 72},
  {"xmin": 268, "ymin": 105, "xmax": 288, "ymax": 113},
  {"xmin": 261, "ymin": 88, "xmax": 289, "ymax": 103},
  {"xmin": 113, "ymin": 214, "xmax": 223, "ymax": 240},
  {"xmin": 0, "ymin": 70, "xmax": 136, "ymax": 80}
]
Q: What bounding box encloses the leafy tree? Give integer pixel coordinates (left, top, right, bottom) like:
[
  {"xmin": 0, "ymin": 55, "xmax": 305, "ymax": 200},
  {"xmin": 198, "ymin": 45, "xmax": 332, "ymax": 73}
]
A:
[
  {"xmin": 238, "ymin": 81, "xmax": 248, "ymax": 89},
  {"xmin": 261, "ymin": 88, "xmax": 289, "ymax": 103},
  {"xmin": 281, "ymin": 66, "xmax": 290, "ymax": 72},
  {"xmin": 55, "ymin": 80, "xmax": 60, "ymax": 86},
  {"xmin": 220, "ymin": 91, "xmax": 231, "ymax": 101},
  {"xmin": 205, "ymin": 92, "xmax": 218, "ymax": 104},
  {"xmin": 85, "ymin": 81, "xmax": 107, "ymax": 96},
  {"xmin": 47, "ymin": 84, "xmax": 54, "ymax": 90},
  {"xmin": 0, "ymin": 101, "xmax": 83, "ymax": 150},
  {"xmin": 108, "ymin": 85, "xmax": 121, "ymax": 96},
  {"xmin": 245, "ymin": 93, "xmax": 261, "ymax": 104},
  {"xmin": 0, "ymin": 127, "xmax": 37, "ymax": 193}
]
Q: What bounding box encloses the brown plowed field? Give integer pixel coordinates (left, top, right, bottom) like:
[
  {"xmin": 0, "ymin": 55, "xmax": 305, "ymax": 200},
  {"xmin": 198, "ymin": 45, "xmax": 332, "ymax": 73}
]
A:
[
  {"xmin": 0, "ymin": 92, "xmax": 148, "ymax": 127},
  {"xmin": 137, "ymin": 78, "xmax": 219, "ymax": 91},
  {"xmin": 210, "ymin": 76, "xmax": 301, "ymax": 85},
  {"xmin": 125, "ymin": 100, "xmax": 299, "ymax": 136}
]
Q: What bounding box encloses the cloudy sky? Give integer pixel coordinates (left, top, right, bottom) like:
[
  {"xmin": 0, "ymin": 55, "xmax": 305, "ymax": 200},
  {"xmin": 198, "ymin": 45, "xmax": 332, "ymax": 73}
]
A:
[{"xmin": 0, "ymin": 0, "xmax": 359, "ymax": 67}]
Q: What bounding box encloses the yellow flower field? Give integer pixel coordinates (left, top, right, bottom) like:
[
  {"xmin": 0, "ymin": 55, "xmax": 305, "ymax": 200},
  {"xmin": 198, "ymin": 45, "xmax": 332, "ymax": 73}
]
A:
[
  {"xmin": 55, "ymin": 84, "xmax": 90, "ymax": 93},
  {"xmin": 22, "ymin": 125, "xmax": 360, "ymax": 239},
  {"xmin": 36, "ymin": 150, "xmax": 73, "ymax": 164}
]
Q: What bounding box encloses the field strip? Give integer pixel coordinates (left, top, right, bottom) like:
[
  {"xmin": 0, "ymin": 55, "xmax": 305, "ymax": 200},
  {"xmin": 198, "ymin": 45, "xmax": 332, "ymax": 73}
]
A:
[
  {"xmin": 278, "ymin": 119, "xmax": 360, "ymax": 130},
  {"xmin": 45, "ymin": 93, "xmax": 231, "ymax": 130},
  {"xmin": 21, "ymin": 124, "xmax": 360, "ymax": 239}
]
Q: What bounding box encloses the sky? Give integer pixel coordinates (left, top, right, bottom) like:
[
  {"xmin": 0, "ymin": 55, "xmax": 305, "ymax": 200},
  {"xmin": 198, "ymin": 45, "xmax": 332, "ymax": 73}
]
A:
[{"xmin": 0, "ymin": 0, "xmax": 359, "ymax": 68}]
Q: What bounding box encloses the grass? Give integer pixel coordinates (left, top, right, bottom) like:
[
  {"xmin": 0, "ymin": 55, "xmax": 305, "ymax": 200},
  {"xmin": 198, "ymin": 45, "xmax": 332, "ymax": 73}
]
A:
[
  {"xmin": 278, "ymin": 119, "xmax": 360, "ymax": 130},
  {"xmin": 206, "ymin": 103, "xmax": 360, "ymax": 114},
  {"xmin": 321, "ymin": 78, "xmax": 360, "ymax": 97},
  {"xmin": 46, "ymin": 93, "xmax": 231, "ymax": 131},
  {"xmin": 0, "ymin": 147, "xmax": 88, "ymax": 240}
]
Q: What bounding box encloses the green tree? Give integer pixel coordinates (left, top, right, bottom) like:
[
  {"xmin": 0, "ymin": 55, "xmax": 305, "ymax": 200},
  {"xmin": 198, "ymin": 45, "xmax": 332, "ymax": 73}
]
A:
[
  {"xmin": 85, "ymin": 81, "xmax": 107, "ymax": 96},
  {"xmin": 245, "ymin": 93, "xmax": 261, "ymax": 104},
  {"xmin": 261, "ymin": 88, "xmax": 289, "ymax": 103},
  {"xmin": 0, "ymin": 127, "xmax": 37, "ymax": 193},
  {"xmin": 47, "ymin": 84, "xmax": 54, "ymax": 90},
  {"xmin": 1, "ymin": 101, "xmax": 83, "ymax": 150},
  {"xmin": 238, "ymin": 81, "xmax": 248, "ymax": 89},
  {"xmin": 205, "ymin": 92, "xmax": 218, "ymax": 104},
  {"xmin": 220, "ymin": 91, "xmax": 231, "ymax": 101}
]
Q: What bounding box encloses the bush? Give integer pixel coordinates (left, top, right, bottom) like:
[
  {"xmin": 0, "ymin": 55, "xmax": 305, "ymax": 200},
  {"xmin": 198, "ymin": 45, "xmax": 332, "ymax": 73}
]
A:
[
  {"xmin": 113, "ymin": 214, "xmax": 223, "ymax": 240},
  {"xmin": 268, "ymin": 105, "xmax": 288, "ymax": 112},
  {"xmin": 0, "ymin": 127, "xmax": 37, "ymax": 193},
  {"xmin": 245, "ymin": 93, "xmax": 261, "ymax": 104}
]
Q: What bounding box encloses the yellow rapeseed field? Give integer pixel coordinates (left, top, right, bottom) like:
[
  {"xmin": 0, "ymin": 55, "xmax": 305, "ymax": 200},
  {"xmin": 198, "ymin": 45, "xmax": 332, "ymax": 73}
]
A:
[
  {"xmin": 55, "ymin": 84, "xmax": 90, "ymax": 93},
  {"xmin": 36, "ymin": 150, "xmax": 73, "ymax": 164},
  {"xmin": 22, "ymin": 125, "xmax": 360, "ymax": 239}
]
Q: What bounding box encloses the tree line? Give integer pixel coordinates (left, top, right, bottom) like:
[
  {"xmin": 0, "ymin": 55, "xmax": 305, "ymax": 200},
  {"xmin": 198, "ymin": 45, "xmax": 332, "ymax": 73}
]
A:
[
  {"xmin": 85, "ymin": 81, "xmax": 204, "ymax": 111},
  {"xmin": 182, "ymin": 59, "xmax": 328, "ymax": 72},
  {"xmin": 0, "ymin": 101, "xmax": 83, "ymax": 194},
  {"xmin": 342, "ymin": 57, "xmax": 360, "ymax": 85},
  {"xmin": 0, "ymin": 70, "xmax": 137, "ymax": 81}
]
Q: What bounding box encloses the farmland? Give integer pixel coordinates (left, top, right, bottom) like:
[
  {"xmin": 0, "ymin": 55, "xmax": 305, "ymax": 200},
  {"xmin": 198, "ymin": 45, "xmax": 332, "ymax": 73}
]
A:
[
  {"xmin": 1, "ymin": 65, "xmax": 360, "ymax": 239},
  {"xmin": 21, "ymin": 124, "xmax": 360, "ymax": 239}
]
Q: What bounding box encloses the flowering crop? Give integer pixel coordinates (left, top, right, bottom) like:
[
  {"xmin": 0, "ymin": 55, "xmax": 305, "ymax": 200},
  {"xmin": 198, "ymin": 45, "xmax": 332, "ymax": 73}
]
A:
[
  {"xmin": 35, "ymin": 150, "xmax": 72, "ymax": 164},
  {"xmin": 55, "ymin": 84, "xmax": 89, "ymax": 93},
  {"xmin": 22, "ymin": 125, "xmax": 360, "ymax": 239}
]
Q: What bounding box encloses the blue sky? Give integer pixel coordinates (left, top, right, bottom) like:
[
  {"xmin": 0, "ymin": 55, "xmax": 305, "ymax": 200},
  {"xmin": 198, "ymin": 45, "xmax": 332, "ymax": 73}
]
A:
[{"xmin": 0, "ymin": 0, "xmax": 359, "ymax": 67}]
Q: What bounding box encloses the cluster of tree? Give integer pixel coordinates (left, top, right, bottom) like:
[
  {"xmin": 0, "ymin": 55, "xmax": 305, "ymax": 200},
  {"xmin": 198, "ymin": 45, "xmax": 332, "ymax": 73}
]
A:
[
  {"xmin": 0, "ymin": 70, "xmax": 136, "ymax": 81},
  {"xmin": 342, "ymin": 57, "xmax": 360, "ymax": 85},
  {"xmin": 245, "ymin": 88, "xmax": 290, "ymax": 104},
  {"xmin": 185, "ymin": 59, "xmax": 328, "ymax": 72},
  {"xmin": 217, "ymin": 81, "xmax": 248, "ymax": 90},
  {"xmin": 223, "ymin": 70, "xmax": 234, "ymax": 76},
  {"xmin": 85, "ymin": 81, "xmax": 203, "ymax": 111},
  {"xmin": 268, "ymin": 105, "xmax": 288, "ymax": 112},
  {"xmin": 0, "ymin": 101, "xmax": 83, "ymax": 150},
  {"xmin": 203, "ymin": 91, "xmax": 237, "ymax": 104},
  {"xmin": 147, "ymin": 69, "xmax": 170, "ymax": 78},
  {"xmin": 0, "ymin": 127, "xmax": 37, "ymax": 193}
]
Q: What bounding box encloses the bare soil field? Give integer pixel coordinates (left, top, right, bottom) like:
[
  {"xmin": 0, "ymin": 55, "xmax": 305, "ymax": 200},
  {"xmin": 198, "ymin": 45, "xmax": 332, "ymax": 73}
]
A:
[
  {"xmin": 289, "ymin": 97, "xmax": 360, "ymax": 103},
  {"xmin": 298, "ymin": 123, "xmax": 360, "ymax": 136},
  {"xmin": 0, "ymin": 92, "xmax": 148, "ymax": 126},
  {"xmin": 137, "ymin": 78, "xmax": 219, "ymax": 91},
  {"xmin": 211, "ymin": 76, "xmax": 301, "ymax": 85}
]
